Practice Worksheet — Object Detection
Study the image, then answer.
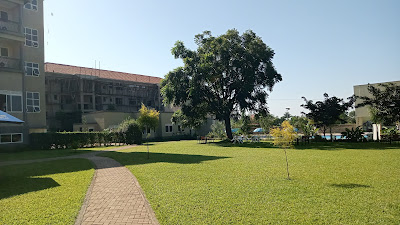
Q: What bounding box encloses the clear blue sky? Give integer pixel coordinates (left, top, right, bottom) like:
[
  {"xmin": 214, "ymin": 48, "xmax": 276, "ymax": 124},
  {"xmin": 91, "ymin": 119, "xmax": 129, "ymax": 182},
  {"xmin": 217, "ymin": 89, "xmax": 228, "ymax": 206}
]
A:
[{"xmin": 44, "ymin": 0, "xmax": 400, "ymax": 117}]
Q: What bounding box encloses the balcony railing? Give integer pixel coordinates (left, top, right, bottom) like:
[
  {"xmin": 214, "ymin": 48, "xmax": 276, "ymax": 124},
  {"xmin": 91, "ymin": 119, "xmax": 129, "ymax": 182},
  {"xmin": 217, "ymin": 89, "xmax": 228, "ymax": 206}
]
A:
[
  {"xmin": 0, "ymin": 19, "xmax": 21, "ymax": 34},
  {"xmin": 0, "ymin": 56, "xmax": 22, "ymax": 71}
]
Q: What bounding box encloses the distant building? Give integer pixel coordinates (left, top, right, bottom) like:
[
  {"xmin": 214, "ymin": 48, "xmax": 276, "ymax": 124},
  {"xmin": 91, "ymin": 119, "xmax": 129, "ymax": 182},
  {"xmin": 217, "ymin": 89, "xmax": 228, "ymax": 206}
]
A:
[
  {"xmin": 0, "ymin": 0, "xmax": 46, "ymax": 146},
  {"xmin": 45, "ymin": 63, "xmax": 213, "ymax": 138},
  {"xmin": 45, "ymin": 63, "xmax": 163, "ymax": 131},
  {"xmin": 354, "ymin": 80, "xmax": 400, "ymax": 130}
]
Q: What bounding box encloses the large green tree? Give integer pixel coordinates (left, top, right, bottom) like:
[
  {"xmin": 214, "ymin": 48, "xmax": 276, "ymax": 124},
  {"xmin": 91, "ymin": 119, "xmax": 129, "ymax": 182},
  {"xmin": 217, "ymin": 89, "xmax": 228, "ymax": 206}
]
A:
[
  {"xmin": 356, "ymin": 83, "xmax": 400, "ymax": 126},
  {"xmin": 301, "ymin": 93, "xmax": 354, "ymax": 139},
  {"xmin": 161, "ymin": 29, "xmax": 282, "ymax": 139}
]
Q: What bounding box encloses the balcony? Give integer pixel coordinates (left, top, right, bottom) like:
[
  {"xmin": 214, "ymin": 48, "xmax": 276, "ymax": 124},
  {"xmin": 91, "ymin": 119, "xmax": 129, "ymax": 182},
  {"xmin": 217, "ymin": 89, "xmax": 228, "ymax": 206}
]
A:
[
  {"xmin": 0, "ymin": 19, "xmax": 19, "ymax": 33},
  {"xmin": 0, "ymin": 19, "xmax": 24, "ymax": 41},
  {"xmin": 0, "ymin": 56, "xmax": 22, "ymax": 71},
  {"xmin": 0, "ymin": 0, "xmax": 26, "ymax": 7}
]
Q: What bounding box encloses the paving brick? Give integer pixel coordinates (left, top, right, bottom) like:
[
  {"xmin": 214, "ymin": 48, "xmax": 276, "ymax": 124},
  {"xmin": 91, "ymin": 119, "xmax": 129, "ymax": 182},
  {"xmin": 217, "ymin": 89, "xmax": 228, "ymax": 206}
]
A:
[{"xmin": 76, "ymin": 147, "xmax": 159, "ymax": 225}]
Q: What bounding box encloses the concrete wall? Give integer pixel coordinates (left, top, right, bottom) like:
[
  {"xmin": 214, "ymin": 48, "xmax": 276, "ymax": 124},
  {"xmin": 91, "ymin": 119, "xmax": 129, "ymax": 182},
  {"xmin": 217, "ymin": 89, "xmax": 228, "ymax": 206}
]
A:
[
  {"xmin": 73, "ymin": 123, "xmax": 101, "ymax": 132},
  {"xmin": 354, "ymin": 80, "xmax": 400, "ymax": 126},
  {"xmin": 315, "ymin": 124, "xmax": 358, "ymax": 134},
  {"xmin": 72, "ymin": 111, "xmax": 212, "ymax": 139}
]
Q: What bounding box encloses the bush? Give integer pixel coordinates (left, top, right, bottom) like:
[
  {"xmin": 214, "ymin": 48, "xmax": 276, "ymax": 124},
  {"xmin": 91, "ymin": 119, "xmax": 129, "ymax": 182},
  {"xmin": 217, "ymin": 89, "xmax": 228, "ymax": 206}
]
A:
[
  {"xmin": 314, "ymin": 135, "xmax": 324, "ymax": 142},
  {"xmin": 126, "ymin": 123, "xmax": 142, "ymax": 145},
  {"xmin": 30, "ymin": 130, "xmax": 142, "ymax": 150},
  {"xmin": 341, "ymin": 127, "xmax": 364, "ymax": 142},
  {"xmin": 207, "ymin": 121, "xmax": 227, "ymax": 139}
]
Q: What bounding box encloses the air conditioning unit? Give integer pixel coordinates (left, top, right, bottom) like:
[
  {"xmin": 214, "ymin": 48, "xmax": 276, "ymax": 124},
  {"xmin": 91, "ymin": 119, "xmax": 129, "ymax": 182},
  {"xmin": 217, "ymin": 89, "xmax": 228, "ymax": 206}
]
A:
[{"xmin": 32, "ymin": 42, "xmax": 38, "ymax": 47}]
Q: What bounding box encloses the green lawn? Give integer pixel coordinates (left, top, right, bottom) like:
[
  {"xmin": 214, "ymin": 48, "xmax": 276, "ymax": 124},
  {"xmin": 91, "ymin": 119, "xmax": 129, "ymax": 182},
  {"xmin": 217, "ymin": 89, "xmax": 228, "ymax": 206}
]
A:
[
  {"xmin": 0, "ymin": 159, "xmax": 94, "ymax": 225},
  {"xmin": 0, "ymin": 146, "xmax": 117, "ymax": 162},
  {"xmin": 101, "ymin": 140, "xmax": 400, "ymax": 224}
]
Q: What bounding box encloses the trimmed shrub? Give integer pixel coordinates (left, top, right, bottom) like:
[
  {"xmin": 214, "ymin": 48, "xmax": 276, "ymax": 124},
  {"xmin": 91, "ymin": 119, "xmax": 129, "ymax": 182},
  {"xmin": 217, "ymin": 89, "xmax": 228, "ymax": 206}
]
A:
[
  {"xmin": 126, "ymin": 123, "xmax": 142, "ymax": 145},
  {"xmin": 30, "ymin": 130, "xmax": 142, "ymax": 150}
]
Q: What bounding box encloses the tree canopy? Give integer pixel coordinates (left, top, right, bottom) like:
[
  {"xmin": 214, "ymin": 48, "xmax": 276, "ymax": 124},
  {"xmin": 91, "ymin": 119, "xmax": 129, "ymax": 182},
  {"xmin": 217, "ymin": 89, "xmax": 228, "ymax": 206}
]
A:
[
  {"xmin": 161, "ymin": 29, "xmax": 282, "ymax": 139},
  {"xmin": 356, "ymin": 83, "xmax": 400, "ymax": 125},
  {"xmin": 301, "ymin": 93, "xmax": 354, "ymax": 138},
  {"xmin": 137, "ymin": 104, "xmax": 160, "ymax": 130},
  {"xmin": 270, "ymin": 120, "xmax": 297, "ymax": 149}
]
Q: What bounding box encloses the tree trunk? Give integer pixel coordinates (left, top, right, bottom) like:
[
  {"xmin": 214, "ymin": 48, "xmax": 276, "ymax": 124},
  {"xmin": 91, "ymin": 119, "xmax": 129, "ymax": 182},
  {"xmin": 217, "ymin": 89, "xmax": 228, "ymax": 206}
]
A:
[
  {"xmin": 323, "ymin": 126, "xmax": 326, "ymax": 139},
  {"xmin": 147, "ymin": 138, "xmax": 150, "ymax": 159},
  {"xmin": 284, "ymin": 148, "xmax": 290, "ymax": 180},
  {"xmin": 330, "ymin": 127, "xmax": 333, "ymax": 142},
  {"xmin": 224, "ymin": 117, "xmax": 233, "ymax": 140}
]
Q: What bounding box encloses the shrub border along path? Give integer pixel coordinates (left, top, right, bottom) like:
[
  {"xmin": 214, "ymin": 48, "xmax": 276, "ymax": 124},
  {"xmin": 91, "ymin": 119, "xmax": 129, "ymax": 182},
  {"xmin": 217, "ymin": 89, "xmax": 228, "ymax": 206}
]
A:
[{"xmin": 0, "ymin": 146, "xmax": 159, "ymax": 225}]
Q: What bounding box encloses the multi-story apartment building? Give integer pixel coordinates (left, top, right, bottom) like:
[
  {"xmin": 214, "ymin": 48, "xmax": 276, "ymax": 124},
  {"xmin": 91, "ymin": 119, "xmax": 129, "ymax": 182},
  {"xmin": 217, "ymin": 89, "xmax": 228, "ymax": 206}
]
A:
[
  {"xmin": 0, "ymin": 0, "xmax": 46, "ymax": 146},
  {"xmin": 45, "ymin": 63, "xmax": 164, "ymax": 131}
]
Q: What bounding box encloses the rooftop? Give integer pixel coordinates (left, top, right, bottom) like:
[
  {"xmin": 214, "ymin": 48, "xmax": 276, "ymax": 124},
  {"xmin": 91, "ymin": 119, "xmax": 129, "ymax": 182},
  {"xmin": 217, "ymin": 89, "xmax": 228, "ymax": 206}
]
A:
[{"xmin": 45, "ymin": 63, "xmax": 162, "ymax": 84}]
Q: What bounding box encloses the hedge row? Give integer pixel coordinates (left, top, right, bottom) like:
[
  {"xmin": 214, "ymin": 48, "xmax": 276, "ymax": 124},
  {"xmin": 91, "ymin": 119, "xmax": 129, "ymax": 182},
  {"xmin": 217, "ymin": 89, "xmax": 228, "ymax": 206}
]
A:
[{"xmin": 30, "ymin": 130, "xmax": 142, "ymax": 150}]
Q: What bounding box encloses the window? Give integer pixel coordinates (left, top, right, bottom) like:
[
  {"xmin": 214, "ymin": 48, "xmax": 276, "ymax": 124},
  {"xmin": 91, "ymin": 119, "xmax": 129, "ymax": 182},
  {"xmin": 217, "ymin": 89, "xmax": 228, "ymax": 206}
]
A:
[
  {"xmin": 0, "ymin": 11, "xmax": 9, "ymax": 21},
  {"xmin": 165, "ymin": 124, "xmax": 173, "ymax": 133},
  {"xmin": 0, "ymin": 93, "xmax": 22, "ymax": 112},
  {"xmin": 24, "ymin": 27, "xmax": 39, "ymax": 48},
  {"xmin": 0, "ymin": 133, "xmax": 23, "ymax": 144},
  {"xmin": 129, "ymin": 99, "xmax": 136, "ymax": 106},
  {"xmin": 147, "ymin": 127, "xmax": 151, "ymax": 134},
  {"xmin": 54, "ymin": 95, "xmax": 57, "ymax": 101},
  {"xmin": 0, "ymin": 47, "xmax": 8, "ymax": 57},
  {"xmin": 25, "ymin": 62, "xmax": 40, "ymax": 76},
  {"xmin": 24, "ymin": 0, "xmax": 38, "ymax": 10},
  {"xmin": 116, "ymin": 98, "xmax": 123, "ymax": 105},
  {"xmin": 26, "ymin": 91, "xmax": 40, "ymax": 112}
]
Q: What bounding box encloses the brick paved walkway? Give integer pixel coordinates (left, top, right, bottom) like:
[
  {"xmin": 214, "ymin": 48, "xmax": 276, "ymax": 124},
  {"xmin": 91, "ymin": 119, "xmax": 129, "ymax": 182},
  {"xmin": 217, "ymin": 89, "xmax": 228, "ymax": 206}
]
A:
[
  {"xmin": 76, "ymin": 155, "xmax": 159, "ymax": 225},
  {"xmin": 0, "ymin": 146, "xmax": 160, "ymax": 225}
]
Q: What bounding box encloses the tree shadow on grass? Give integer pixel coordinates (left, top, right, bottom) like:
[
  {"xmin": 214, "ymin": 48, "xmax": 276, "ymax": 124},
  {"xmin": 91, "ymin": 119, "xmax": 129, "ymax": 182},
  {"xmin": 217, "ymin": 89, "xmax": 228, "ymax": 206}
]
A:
[
  {"xmin": 100, "ymin": 151, "xmax": 230, "ymax": 167},
  {"xmin": 210, "ymin": 141, "xmax": 276, "ymax": 149},
  {"xmin": 0, "ymin": 158, "xmax": 93, "ymax": 200},
  {"xmin": 330, "ymin": 183, "xmax": 371, "ymax": 189},
  {"xmin": 0, "ymin": 177, "xmax": 60, "ymax": 199}
]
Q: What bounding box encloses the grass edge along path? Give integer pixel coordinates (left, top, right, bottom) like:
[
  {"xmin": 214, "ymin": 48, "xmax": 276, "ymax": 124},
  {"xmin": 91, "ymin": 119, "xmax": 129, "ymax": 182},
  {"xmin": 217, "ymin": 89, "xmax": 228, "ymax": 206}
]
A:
[
  {"xmin": 101, "ymin": 140, "xmax": 400, "ymax": 224},
  {"xmin": 0, "ymin": 146, "xmax": 119, "ymax": 162},
  {"xmin": 0, "ymin": 158, "xmax": 95, "ymax": 225}
]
